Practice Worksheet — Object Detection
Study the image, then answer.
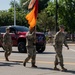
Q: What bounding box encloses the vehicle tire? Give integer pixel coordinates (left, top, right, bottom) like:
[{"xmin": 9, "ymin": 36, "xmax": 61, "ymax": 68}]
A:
[
  {"xmin": 18, "ymin": 42, "xmax": 27, "ymax": 53},
  {"xmin": 36, "ymin": 46, "xmax": 45, "ymax": 53}
]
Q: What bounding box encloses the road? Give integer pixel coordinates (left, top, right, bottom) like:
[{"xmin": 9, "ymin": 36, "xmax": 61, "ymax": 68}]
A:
[{"xmin": 0, "ymin": 44, "xmax": 75, "ymax": 75}]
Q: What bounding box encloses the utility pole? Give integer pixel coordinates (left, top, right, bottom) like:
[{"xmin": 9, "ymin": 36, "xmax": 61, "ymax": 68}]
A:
[{"xmin": 14, "ymin": 0, "xmax": 16, "ymax": 26}]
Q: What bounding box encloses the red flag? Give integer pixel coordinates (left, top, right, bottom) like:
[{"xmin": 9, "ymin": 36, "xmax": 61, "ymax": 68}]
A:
[{"xmin": 26, "ymin": 0, "xmax": 38, "ymax": 29}]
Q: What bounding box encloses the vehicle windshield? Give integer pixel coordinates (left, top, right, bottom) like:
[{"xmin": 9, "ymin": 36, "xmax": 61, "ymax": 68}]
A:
[
  {"xmin": 15, "ymin": 26, "xmax": 29, "ymax": 32},
  {"xmin": 0, "ymin": 27, "xmax": 6, "ymax": 32}
]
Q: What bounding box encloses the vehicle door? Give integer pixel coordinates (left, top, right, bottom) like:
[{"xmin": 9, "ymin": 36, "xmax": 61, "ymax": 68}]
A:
[{"xmin": 0, "ymin": 27, "xmax": 6, "ymax": 46}]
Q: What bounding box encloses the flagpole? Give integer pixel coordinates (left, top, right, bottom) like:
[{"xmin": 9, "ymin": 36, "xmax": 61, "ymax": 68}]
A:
[
  {"xmin": 14, "ymin": 0, "xmax": 16, "ymax": 26},
  {"xmin": 22, "ymin": 0, "xmax": 29, "ymax": 6}
]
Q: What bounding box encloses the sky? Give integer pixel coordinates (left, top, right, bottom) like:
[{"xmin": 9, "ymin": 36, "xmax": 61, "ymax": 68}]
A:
[{"xmin": 0, "ymin": 0, "xmax": 19, "ymax": 10}]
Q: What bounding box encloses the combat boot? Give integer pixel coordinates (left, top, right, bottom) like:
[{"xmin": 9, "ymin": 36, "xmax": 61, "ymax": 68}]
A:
[
  {"xmin": 61, "ymin": 67, "xmax": 67, "ymax": 71},
  {"xmin": 5, "ymin": 57, "xmax": 9, "ymax": 61},
  {"xmin": 5, "ymin": 52, "xmax": 9, "ymax": 61},
  {"xmin": 54, "ymin": 62, "xmax": 59, "ymax": 70},
  {"xmin": 23, "ymin": 62, "xmax": 26, "ymax": 67},
  {"xmin": 54, "ymin": 67, "xmax": 60, "ymax": 71},
  {"xmin": 32, "ymin": 64, "xmax": 37, "ymax": 68}
]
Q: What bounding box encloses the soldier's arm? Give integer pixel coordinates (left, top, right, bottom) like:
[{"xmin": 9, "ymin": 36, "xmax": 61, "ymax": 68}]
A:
[
  {"xmin": 3, "ymin": 34, "xmax": 7, "ymax": 44},
  {"xmin": 53, "ymin": 32, "xmax": 59, "ymax": 47},
  {"xmin": 64, "ymin": 37, "xmax": 69, "ymax": 49},
  {"xmin": 33, "ymin": 33, "xmax": 37, "ymax": 44},
  {"xmin": 55, "ymin": 32, "xmax": 59, "ymax": 42}
]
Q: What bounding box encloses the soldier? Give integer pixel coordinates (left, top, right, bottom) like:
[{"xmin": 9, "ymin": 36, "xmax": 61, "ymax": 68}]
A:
[
  {"xmin": 47, "ymin": 29, "xmax": 53, "ymax": 44},
  {"xmin": 3, "ymin": 27, "xmax": 12, "ymax": 61},
  {"xmin": 53, "ymin": 25, "xmax": 69, "ymax": 71},
  {"xmin": 23, "ymin": 26, "xmax": 37, "ymax": 68}
]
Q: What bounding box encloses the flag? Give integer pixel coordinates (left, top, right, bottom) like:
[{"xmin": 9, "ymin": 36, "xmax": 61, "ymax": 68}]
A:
[{"xmin": 25, "ymin": 0, "xmax": 38, "ymax": 29}]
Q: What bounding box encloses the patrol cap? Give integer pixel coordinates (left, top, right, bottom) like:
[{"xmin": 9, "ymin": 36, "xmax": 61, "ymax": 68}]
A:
[{"xmin": 59, "ymin": 25, "xmax": 65, "ymax": 29}]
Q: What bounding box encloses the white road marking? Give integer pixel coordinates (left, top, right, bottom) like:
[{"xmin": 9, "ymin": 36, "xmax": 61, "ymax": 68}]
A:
[
  {"xmin": 69, "ymin": 48, "xmax": 75, "ymax": 52},
  {"xmin": 64, "ymin": 46, "xmax": 75, "ymax": 52}
]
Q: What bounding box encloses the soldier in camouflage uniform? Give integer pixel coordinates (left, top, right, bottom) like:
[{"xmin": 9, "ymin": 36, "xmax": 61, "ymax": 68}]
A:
[
  {"xmin": 3, "ymin": 27, "xmax": 12, "ymax": 61},
  {"xmin": 23, "ymin": 26, "xmax": 37, "ymax": 68},
  {"xmin": 53, "ymin": 25, "xmax": 69, "ymax": 71}
]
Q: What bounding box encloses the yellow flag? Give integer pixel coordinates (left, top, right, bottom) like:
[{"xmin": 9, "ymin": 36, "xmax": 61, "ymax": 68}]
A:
[{"xmin": 26, "ymin": 0, "xmax": 38, "ymax": 28}]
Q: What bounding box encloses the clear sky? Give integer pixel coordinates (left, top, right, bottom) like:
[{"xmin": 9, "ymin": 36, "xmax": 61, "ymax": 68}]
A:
[{"xmin": 0, "ymin": 0, "xmax": 19, "ymax": 10}]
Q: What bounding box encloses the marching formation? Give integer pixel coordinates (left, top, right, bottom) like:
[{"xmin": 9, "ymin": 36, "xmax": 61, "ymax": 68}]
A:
[
  {"xmin": 0, "ymin": 25, "xmax": 70, "ymax": 72},
  {"xmin": 0, "ymin": 0, "xmax": 70, "ymax": 72}
]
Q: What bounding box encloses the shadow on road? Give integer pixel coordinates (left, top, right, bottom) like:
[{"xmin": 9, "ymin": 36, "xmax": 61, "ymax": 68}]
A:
[
  {"xmin": 0, "ymin": 49, "xmax": 55, "ymax": 54},
  {"xmin": 37, "ymin": 67, "xmax": 54, "ymax": 70},
  {"xmin": 29, "ymin": 66, "xmax": 75, "ymax": 75},
  {"xmin": 9, "ymin": 60, "xmax": 23, "ymax": 63},
  {"xmin": 0, "ymin": 61, "xmax": 20, "ymax": 67},
  {"xmin": 37, "ymin": 52, "xmax": 55, "ymax": 54},
  {"xmin": 0, "ymin": 50, "xmax": 25, "ymax": 54},
  {"xmin": 62, "ymin": 70, "xmax": 75, "ymax": 74}
]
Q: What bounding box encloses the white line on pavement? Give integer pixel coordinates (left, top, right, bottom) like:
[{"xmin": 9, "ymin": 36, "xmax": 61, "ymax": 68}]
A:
[
  {"xmin": 69, "ymin": 48, "xmax": 75, "ymax": 52},
  {"xmin": 64, "ymin": 46, "xmax": 75, "ymax": 52}
]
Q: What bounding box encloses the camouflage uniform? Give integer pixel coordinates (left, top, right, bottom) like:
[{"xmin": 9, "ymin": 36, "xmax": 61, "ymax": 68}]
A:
[
  {"xmin": 23, "ymin": 30, "xmax": 37, "ymax": 67},
  {"xmin": 53, "ymin": 29, "xmax": 69, "ymax": 71},
  {"xmin": 48, "ymin": 30, "xmax": 53, "ymax": 44},
  {"xmin": 3, "ymin": 31, "xmax": 12, "ymax": 61}
]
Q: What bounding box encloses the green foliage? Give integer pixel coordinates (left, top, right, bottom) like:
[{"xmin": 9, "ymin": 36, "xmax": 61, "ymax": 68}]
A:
[
  {"xmin": 0, "ymin": 11, "xmax": 14, "ymax": 26},
  {"xmin": 0, "ymin": 10, "xmax": 27, "ymax": 26},
  {"xmin": 0, "ymin": 0, "xmax": 75, "ymax": 34},
  {"xmin": 37, "ymin": 9, "xmax": 55, "ymax": 32},
  {"xmin": 10, "ymin": 0, "xmax": 21, "ymax": 11},
  {"xmin": 20, "ymin": 0, "xmax": 49, "ymax": 13},
  {"xmin": 58, "ymin": 0, "xmax": 75, "ymax": 32},
  {"xmin": 20, "ymin": 0, "xmax": 29, "ymax": 11},
  {"xmin": 38, "ymin": 0, "xmax": 49, "ymax": 13},
  {"xmin": 0, "ymin": 0, "xmax": 55, "ymax": 31},
  {"xmin": 46, "ymin": 0, "xmax": 75, "ymax": 33},
  {"xmin": 46, "ymin": 2, "xmax": 55, "ymax": 16}
]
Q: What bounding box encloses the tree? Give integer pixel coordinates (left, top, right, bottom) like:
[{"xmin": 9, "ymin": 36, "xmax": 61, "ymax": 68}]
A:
[
  {"xmin": 10, "ymin": 0, "xmax": 21, "ymax": 11},
  {"xmin": 44, "ymin": 1, "xmax": 56, "ymax": 31},
  {"xmin": 46, "ymin": 0, "xmax": 75, "ymax": 33},
  {"xmin": 20, "ymin": 0, "xmax": 29, "ymax": 11},
  {"xmin": 58, "ymin": 0, "xmax": 75, "ymax": 41},
  {"xmin": 37, "ymin": 9, "xmax": 55, "ymax": 32},
  {"xmin": 0, "ymin": 11, "xmax": 14, "ymax": 26},
  {"xmin": 0, "ymin": 10, "xmax": 27, "ymax": 26},
  {"xmin": 58, "ymin": 0, "xmax": 75, "ymax": 32},
  {"xmin": 38, "ymin": 0, "xmax": 49, "ymax": 13}
]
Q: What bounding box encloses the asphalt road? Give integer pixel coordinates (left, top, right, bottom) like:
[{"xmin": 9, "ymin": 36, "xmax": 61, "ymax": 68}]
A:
[{"xmin": 0, "ymin": 44, "xmax": 75, "ymax": 75}]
